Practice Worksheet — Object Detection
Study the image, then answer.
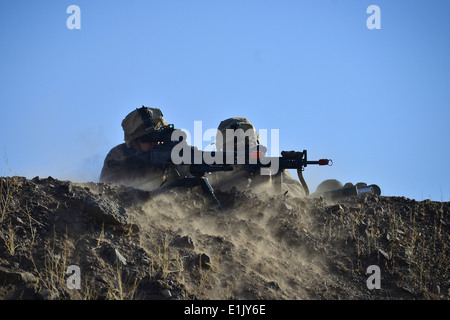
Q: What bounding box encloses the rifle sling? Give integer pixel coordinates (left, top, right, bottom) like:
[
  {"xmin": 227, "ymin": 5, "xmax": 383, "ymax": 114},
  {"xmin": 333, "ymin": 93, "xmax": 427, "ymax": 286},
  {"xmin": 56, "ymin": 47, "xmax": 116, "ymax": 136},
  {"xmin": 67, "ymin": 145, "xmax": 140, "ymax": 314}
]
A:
[{"xmin": 297, "ymin": 168, "xmax": 310, "ymax": 196}]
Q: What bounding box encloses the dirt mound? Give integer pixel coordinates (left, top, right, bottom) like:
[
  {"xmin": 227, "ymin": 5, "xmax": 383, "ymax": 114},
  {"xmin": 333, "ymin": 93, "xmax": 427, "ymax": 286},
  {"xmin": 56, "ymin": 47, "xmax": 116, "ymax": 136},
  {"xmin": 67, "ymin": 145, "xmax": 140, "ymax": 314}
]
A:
[{"xmin": 0, "ymin": 176, "xmax": 449, "ymax": 300}]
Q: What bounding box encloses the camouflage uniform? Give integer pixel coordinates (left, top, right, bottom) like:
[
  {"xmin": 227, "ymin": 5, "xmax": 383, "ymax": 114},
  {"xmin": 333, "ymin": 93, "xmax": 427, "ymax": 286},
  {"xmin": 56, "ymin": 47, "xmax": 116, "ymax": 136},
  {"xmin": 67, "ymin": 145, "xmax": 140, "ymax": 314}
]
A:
[
  {"xmin": 100, "ymin": 106, "xmax": 183, "ymax": 190},
  {"xmin": 209, "ymin": 117, "xmax": 307, "ymax": 198}
]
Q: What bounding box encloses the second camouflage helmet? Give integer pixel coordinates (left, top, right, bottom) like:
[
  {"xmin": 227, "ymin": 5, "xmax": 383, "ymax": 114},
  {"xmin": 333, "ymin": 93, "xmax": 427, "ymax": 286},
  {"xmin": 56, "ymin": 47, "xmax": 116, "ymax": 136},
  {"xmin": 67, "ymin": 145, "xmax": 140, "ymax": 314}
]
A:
[{"xmin": 216, "ymin": 117, "xmax": 260, "ymax": 151}]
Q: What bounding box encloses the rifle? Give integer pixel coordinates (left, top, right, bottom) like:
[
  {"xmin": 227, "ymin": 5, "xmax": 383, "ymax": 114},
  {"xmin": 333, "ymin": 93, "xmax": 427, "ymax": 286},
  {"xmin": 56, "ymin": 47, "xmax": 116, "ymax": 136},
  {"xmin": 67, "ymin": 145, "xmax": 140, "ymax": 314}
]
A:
[
  {"xmin": 224, "ymin": 148, "xmax": 332, "ymax": 196},
  {"xmin": 115, "ymin": 124, "xmax": 332, "ymax": 208}
]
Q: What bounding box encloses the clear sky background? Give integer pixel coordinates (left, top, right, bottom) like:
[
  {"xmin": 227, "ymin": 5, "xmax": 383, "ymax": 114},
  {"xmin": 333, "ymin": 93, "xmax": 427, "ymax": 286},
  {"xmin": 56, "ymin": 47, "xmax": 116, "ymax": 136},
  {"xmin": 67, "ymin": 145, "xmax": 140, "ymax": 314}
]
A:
[{"xmin": 1, "ymin": 0, "xmax": 449, "ymax": 201}]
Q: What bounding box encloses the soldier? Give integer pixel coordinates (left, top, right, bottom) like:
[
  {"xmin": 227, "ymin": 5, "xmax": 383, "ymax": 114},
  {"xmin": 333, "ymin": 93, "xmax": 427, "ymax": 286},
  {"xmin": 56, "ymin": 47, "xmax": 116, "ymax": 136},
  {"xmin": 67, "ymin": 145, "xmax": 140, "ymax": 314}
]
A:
[
  {"xmin": 310, "ymin": 179, "xmax": 381, "ymax": 200},
  {"xmin": 100, "ymin": 106, "xmax": 185, "ymax": 190},
  {"xmin": 210, "ymin": 117, "xmax": 307, "ymax": 198}
]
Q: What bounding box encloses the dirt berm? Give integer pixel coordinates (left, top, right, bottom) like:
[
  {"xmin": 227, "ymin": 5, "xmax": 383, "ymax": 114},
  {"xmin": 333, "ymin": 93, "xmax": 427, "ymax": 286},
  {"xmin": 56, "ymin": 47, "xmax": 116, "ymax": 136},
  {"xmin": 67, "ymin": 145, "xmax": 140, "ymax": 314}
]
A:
[{"xmin": 0, "ymin": 176, "xmax": 449, "ymax": 300}]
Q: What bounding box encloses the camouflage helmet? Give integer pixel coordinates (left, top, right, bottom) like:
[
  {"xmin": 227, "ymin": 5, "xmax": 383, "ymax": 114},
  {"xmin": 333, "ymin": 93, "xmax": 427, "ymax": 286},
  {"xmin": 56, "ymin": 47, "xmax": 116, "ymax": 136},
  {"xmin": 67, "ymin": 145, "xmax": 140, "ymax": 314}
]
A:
[
  {"xmin": 315, "ymin": 179, "xmax": 343, "ymax": 194},
  {"xmin": 216, "ymin": 117, "xmax": 259, "ymax": 151},
  {"xmin": 121, "ymin": 106, "xmax": 168, "ymax": 147}
]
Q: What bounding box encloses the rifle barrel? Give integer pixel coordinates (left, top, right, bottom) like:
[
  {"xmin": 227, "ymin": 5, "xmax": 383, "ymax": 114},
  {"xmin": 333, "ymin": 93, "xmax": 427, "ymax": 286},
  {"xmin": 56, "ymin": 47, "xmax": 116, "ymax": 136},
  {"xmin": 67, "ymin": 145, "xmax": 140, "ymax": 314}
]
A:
[{"xmin": 307, "ymin": 159, "xmax": 332, "ymax": 166}]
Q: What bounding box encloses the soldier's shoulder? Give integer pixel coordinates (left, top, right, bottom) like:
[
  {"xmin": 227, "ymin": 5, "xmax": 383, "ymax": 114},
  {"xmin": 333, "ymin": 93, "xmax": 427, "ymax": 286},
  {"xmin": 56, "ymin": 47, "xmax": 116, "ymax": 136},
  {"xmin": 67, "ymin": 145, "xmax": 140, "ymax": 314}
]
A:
[
  {"xmin": 108, "ymin": 143, "xmax": 127, "ymax": 152},
  {"xmin": 105, "ymin": 143, "xmax": 128, "ymax": 160}
]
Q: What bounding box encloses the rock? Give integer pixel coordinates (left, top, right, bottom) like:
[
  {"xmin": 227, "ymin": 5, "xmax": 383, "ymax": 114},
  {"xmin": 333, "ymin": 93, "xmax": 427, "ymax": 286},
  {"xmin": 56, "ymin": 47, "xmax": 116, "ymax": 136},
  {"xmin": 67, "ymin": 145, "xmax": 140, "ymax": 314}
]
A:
[
  {"xmin": 162, "ymin": 289, "xmax": 172, "ymax": 299},
  {"xmin": 56, "ymin": 183, "xmax": 72, "ymax": 195},
  {"xmin": 37, "ymin": 288, "xmax": 59, "ymax": 300},
  {"xmin": 280, "ymin": 203, "xmax": 293, "ymax": 212},
  {"xmin": 198, "ymin": 253, "xmax": 211, "ymax": 269},
  {"xmin": 0, "ymin": 266, "xmax": 36, "ymax": 285},
  {"xmin": 349, "ymin": 206, "xmax": 360, "ymax": 213},
  {"xmin": 171, "ymin": 235, "xmax": 195, "ymax": 249},
  {"xmin": 401, "ymin": 285, "xmax": 415, "ymax": 295},
  {"xmin": 268, "ymin": 281, "xmax": 280, "ymax": 291},
  {"xmin": 12, "ymin": 216, "xmax": 24, "ymax": 225},
  {"xmin": 328, "ymin": 204, "xmax": 344, "ymax": 213},
  {"xmin": 378, "ymin": 249, "xmax": 390, "ymax": 260},
  {"xmin": 84, "ymin": 194, "xmax": 129, "ymax": 226},
  {"xmin": 108, "ymin": 248, "xmax": 128, "ymax": 266}
]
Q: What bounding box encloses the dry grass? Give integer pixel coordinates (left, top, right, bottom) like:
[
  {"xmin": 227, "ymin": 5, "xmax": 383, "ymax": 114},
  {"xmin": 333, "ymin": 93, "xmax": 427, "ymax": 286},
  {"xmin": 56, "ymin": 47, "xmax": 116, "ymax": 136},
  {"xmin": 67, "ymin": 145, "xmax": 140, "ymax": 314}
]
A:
[
  {"xmin": 0, "ymin": 176, "xmax": 21, "ymax": 255},
  {"xmin": 0, "ymin": 220, "xmax": 18, "ymax": 255},
  {"xmin": 0, "ymin": 176, "xmax": 19, "ymax": 223},
  {"xmin": 323, "ymin": 198, "xmax": 448, "ymax": 298},
  {"xmin": 106, "ymin": 262, "xmax": 140, "ymax": 300}
]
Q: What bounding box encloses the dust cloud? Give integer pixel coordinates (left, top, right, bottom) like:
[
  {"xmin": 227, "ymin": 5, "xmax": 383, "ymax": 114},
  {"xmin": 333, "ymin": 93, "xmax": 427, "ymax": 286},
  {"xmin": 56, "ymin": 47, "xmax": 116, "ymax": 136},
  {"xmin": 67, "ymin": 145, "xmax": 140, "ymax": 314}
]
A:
[{"xmin": 133, "ymin": 186, "xmax": 330, "ymax": 299}]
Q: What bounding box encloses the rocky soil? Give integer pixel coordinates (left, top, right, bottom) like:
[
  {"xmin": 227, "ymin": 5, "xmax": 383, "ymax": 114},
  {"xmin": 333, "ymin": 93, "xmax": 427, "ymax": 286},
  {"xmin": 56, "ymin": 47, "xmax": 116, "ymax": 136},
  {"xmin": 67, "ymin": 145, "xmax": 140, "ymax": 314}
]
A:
[{"xmin": 0, "ymin": 176, "xmax": 449, "ymax": 300}]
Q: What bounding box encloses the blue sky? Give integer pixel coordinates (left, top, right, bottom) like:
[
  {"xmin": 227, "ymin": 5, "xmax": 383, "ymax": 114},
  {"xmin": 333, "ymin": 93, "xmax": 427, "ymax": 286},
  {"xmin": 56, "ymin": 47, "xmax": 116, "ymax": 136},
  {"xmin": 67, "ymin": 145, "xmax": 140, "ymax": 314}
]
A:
[{"xmin": 1, "ymin": 0, "xmax": 449, "ymax": 201}]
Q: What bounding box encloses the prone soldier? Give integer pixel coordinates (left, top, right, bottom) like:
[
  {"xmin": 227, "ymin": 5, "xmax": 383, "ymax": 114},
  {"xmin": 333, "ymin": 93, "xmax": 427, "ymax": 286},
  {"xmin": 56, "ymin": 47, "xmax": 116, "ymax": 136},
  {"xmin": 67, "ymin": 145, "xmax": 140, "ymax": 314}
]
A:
[
  {"xmin": 209, "ymin": 117, "xmax": 308, "ymax": 198},
  {"xmin": 100, "ymin": 106, "xmax": 188, "ymax": 190}
]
